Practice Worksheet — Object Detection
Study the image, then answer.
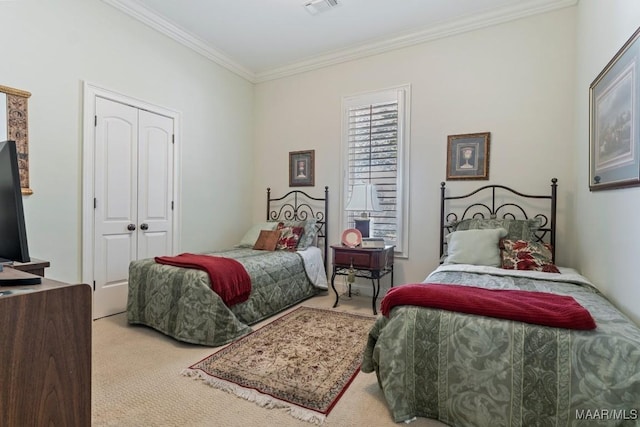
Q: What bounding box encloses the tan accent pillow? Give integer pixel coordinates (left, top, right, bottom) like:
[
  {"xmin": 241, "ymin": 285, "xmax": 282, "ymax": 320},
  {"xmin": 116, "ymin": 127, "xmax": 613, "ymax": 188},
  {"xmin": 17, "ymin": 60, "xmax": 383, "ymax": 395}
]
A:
[{"xmin": 253, "ymin": 229, "xmax": 281, "ymax": 251}]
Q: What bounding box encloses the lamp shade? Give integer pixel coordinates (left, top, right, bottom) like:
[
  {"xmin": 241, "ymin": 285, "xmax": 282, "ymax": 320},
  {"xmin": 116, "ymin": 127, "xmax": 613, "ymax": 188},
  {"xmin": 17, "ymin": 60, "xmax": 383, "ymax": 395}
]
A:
[{"xmin": 345, "ymin": 183, "xmax": 381, "ymax": 213}]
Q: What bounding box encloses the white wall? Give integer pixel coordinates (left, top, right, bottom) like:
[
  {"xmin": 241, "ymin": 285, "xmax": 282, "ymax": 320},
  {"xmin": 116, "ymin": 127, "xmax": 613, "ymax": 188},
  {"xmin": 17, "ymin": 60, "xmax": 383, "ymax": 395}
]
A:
[
  {"xmin": 0, "ymin": 0, "xmax": 254, "ymax": 282},
  {"xmin": 7, "ymin": 0, "xmax": 637, "ymax": 326},
  {"xmin": 254, "ymin": 8, "xmax": 577, "ymax": 292},
  {"xmin": 573, "ymin": 0, "xmax": 640, "ymax": 325}
]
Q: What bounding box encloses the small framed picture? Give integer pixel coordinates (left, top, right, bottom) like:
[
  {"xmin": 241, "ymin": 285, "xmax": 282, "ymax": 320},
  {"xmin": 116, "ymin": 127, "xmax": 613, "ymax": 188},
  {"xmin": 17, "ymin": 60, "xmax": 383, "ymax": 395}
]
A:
[
  {"xmin": 589, "ymin": 26, "xmax": 640, "ymax": 191},
  {"xmin": 446, "ymin": 132, "xmax": 490, "ymax": 180},
  {"xmin": 289, "ymin": 150, "xmax": 315, "ymax": 187}
]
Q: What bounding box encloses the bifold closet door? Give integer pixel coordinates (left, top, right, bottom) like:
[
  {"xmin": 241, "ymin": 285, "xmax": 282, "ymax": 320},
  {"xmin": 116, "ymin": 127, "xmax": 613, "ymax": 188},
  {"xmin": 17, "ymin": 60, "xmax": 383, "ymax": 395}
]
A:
[{"xmin": 93, "ymin": 97, "xmax": 173, "ymax": 318}]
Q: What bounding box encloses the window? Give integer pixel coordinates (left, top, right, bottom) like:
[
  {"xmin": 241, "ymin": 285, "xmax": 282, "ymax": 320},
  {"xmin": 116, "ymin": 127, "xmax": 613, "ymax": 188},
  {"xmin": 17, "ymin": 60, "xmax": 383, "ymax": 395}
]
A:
[{"xmin": 342, "ymin": 85, "xmax": 410, "ymax": 256}]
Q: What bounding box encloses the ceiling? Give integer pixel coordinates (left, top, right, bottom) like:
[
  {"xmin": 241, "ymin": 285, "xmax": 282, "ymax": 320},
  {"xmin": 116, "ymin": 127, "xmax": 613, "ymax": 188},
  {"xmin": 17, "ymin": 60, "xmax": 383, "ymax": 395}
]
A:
[{"xmin": 104, "ymin": 0, "xmax": 576, "ymax": 82}]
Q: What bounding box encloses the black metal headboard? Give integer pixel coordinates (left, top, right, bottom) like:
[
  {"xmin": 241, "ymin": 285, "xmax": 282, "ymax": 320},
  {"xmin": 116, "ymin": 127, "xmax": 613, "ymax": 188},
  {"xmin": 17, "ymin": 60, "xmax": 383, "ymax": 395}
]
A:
[
  {"xmin": 266, "ymin": 187, "xmax": 329, "ymax": 273},
  {"xmin": 440, "ymin": 178, "xmax": 558, "ymax": 262}
]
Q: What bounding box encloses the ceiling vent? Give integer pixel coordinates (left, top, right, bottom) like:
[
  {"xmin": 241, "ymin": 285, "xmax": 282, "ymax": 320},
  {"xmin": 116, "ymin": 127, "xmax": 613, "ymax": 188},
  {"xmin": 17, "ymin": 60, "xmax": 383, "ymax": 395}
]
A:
[{"xmin": 304, "ymin": 0, "xmax": 339, "ymax": 16}]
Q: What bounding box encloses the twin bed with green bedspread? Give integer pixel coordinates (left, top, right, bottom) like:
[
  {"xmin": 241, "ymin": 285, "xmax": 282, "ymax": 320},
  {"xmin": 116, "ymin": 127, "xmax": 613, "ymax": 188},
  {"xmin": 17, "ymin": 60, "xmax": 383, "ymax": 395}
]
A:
[
  {"xmin": 362, "ymin": 265, "xmax": 640, "ymax": 426},
  {"xmin": 362, "ymin": 181, "xmax": 640, "ymax": 426},
  {"xmin": 127, "ymin": 247, "xmax": 326, "ymax": 346},
  {"xmin": 127, "ymin": 188, "xmax": 329, "ymax": 347}
]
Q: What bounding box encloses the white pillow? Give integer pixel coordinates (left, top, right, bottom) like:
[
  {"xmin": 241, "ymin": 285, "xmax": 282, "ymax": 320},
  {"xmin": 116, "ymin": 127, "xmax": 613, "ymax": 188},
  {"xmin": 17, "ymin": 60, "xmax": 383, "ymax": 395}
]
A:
[
  {"xmin": 238, "ymin": 221, "xmax": 279, "ymax": 247},
  {"xmin": 444, "ymin": 228, "xmax": 507, "ymax": 267}
]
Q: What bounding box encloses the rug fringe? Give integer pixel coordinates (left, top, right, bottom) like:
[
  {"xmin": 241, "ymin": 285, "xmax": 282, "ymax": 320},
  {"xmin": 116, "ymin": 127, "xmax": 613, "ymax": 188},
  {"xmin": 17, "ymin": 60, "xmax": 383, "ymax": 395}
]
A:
[{"xmin": 182, "ymin": 368, "xmax": 327, "ymax": 425}]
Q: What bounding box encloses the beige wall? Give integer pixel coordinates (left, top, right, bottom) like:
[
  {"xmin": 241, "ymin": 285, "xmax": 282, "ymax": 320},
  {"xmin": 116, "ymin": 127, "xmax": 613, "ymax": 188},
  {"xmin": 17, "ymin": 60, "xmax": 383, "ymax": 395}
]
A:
[
  {"xmin": 254, "ymin": 8, "xmax": 577, "ymax": 294},
  {"xmin": 4, "ymin": 0, "xmax": 639, "ymax": 326},
  {"xmin": 573, "ymin": 0, "xmax": 640, "ymax": 325},
  {"xmin": 0, "ymin": 0, "xmax": 254, "ymax": 282}
]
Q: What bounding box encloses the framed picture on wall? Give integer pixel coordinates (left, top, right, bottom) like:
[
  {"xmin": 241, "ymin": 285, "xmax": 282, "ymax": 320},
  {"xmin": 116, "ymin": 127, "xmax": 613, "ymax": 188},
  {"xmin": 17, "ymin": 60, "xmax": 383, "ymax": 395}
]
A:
[
  {"xmin": 289, "ymin": 150, "xmax": 315, "ymax": 187},
  {"xmin": 589, "ymin": 26, "xmax": 640, "ymax": 191},
  {"xmin": 446, "ymin": 132, "xmax": 490, "ymax": 180},
  {"xmin": 0, "ymin": 85, "xmax": 32, "ymax": 195}
]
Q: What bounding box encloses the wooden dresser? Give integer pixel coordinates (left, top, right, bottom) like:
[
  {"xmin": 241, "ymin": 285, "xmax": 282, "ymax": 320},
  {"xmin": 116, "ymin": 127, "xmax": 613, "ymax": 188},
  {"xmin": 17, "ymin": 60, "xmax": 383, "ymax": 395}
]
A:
[{"xmin": 0, "ymin": 268, "xmax": 91, "ymax": 427}]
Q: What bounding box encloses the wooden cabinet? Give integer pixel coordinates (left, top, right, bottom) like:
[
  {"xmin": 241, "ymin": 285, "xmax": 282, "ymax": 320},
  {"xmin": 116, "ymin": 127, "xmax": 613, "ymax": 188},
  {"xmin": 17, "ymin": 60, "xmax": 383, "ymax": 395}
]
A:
[{"xmin": 0, "ymin": 269, "xmax": 91, "ymax": 427}]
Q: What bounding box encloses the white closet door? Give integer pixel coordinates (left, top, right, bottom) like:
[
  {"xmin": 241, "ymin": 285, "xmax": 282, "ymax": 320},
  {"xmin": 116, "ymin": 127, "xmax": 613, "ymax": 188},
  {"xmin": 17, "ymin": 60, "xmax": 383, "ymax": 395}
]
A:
[
  {"xmin": 137, "ymin": 109, "xmax": 174, "ymax": 260},
  {"xmin": 93, "ymin": 99, "xmax": 175, "ymax": 318},
  {"xmin": 93, "ymin": 97, "xmax": 138, "ymax": 319}
]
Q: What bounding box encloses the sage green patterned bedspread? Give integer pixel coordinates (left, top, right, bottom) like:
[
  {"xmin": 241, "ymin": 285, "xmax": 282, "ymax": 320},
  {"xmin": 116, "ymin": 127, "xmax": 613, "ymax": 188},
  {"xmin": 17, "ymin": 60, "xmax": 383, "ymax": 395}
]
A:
[
  {"xmin": 127, "ymin": 248, "xmax": 321, "ymax": 346},
  {"xmin": 362, "ymin": 267, "xmax": 640, "ymax": 426}
]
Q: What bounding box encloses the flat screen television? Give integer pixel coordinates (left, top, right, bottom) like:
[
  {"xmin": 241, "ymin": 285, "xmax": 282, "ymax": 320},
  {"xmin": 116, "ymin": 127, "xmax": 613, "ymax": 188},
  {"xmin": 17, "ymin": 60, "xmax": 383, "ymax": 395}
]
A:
[{"xmin": 0, "ymin": 140, "xmax": 30, "ymax": 263}]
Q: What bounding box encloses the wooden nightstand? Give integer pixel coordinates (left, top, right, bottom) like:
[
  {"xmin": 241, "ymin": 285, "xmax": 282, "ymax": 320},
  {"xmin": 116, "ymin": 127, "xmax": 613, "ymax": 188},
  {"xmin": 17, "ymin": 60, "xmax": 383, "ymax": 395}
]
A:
[{"xmin": 330, "ymin": 244, "xmax": 394, "ymax": 315}]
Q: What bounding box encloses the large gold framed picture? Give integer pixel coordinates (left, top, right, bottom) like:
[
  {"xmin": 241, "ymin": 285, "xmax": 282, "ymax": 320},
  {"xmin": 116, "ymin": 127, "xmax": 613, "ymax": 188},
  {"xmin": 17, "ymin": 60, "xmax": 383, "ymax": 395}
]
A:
[{"xmin": 589, "ymin": 26, "xmax": 640, "ymax": 191}]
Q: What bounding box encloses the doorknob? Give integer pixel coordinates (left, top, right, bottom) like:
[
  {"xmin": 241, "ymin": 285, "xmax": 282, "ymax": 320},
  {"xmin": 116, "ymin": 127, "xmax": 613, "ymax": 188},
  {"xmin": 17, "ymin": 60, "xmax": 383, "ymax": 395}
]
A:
[
  {"xmin": 140, "ymin": 223, "xmax": 149, "ymax": 231},
  {"xmin": 127, "ymin": 224, "xmax": 136, "ymax": 231}
]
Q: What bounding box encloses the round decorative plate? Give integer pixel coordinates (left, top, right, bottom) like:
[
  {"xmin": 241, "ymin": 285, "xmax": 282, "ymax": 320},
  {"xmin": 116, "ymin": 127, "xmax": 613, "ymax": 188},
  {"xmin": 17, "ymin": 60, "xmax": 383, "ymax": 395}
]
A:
[{"xmin": 341, "ymin": 228, "xmax": 362, "ymax": 247}]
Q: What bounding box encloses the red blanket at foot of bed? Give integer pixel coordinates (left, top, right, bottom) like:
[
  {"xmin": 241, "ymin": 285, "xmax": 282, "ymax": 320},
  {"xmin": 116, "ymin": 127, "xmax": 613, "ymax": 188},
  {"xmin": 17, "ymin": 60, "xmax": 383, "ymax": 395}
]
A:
[
  {"xmin": 380, "ymin": 283, "xmax": 596, "ymax": 330},
  {"xmin": 155, "ymin": 253, "xmax": 251, "ymax": 306}
]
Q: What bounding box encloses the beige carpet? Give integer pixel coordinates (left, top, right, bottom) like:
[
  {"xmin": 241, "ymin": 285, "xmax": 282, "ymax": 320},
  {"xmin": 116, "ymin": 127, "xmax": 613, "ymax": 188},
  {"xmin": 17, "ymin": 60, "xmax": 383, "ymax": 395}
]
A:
[{"xmin": 92, "ymin": 292, "xmax": 448, "ymax": 427}]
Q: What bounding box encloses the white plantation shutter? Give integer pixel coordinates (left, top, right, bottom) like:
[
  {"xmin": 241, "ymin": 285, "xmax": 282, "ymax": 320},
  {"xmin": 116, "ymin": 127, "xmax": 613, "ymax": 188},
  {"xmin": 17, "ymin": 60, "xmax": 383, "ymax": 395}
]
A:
[{"xmin": 342, "ymin": 86, "xmax": 410, "ymax": 256}]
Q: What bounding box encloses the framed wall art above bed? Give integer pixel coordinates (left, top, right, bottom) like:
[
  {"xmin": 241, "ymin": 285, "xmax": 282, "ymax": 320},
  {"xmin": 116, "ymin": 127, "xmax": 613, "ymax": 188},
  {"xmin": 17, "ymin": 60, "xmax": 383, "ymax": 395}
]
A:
[
  {"xmin": 589, "ymin": 26, "xmax": 640, "ymax": 191},
  {"xmin": 446, "ymin": 132, "xmax": 490, "ymax": 180},
  {"xmin": 289, "ymin": 149, "xmax": 315, "ymax": 187}
]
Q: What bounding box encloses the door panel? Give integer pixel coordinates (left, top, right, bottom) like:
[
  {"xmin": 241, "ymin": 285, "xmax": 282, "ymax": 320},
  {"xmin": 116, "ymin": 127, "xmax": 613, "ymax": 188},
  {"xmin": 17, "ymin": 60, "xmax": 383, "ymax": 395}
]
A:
[
  {"xmin": 137, "ymin": 109, "xmax": 174, "ymax": 260},
  {"xmin": 94, "ymin": 97, "xmax": 138, "ymax": 319},
  {"xmin": 138, "ymin": 231, "xmax": 170, "ymax": 262},
  {"xmin": 100, "ymin": 234, "xmax": 133, "ymax": 316},
  {"xmin": 104, "ymin": 235, "xmax": 133, "ymax": 284}
]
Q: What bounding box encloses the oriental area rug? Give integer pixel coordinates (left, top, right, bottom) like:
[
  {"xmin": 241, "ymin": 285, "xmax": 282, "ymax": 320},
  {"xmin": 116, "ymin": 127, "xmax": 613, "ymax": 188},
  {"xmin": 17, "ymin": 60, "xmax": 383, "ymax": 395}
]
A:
[{"xmin": 182, "ymin": 306, "xmax": 375, "ymax": 424}]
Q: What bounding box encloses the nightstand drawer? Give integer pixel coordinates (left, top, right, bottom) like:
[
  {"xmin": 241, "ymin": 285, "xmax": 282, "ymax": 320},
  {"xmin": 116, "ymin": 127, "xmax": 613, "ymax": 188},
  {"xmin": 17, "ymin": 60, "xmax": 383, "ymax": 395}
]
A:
[
  {"xmin": 331, "ymin": 245, "xmax": 394, "ymax": 270},
  {"xmin": 334, "ymin": 251, "xmax": 372, "ymax": 269}
]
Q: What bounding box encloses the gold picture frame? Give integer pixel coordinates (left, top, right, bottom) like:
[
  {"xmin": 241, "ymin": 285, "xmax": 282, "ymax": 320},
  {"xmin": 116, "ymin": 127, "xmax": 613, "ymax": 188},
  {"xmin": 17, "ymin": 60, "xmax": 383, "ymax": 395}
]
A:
[
  {"xmin": 589, "ymin": 26, "xmax": 640, "ymax": 191},
  {"xmin": 446, "ymin": 132, "xmax": 490, "ymax": 180},
  {"xmin": 289, "ymin": 150, "xmax": 315, "ymax": 187},
  {"xmin": 0, "ymin": 85, "xmax": 32, "ymax": 195}
]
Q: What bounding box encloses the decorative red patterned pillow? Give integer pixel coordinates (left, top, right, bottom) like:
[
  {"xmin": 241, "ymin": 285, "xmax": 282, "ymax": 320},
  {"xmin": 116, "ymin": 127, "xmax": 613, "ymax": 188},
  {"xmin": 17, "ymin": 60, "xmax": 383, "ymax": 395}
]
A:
[
  {"xmin": 500, "ymin": 239, "xmax": 560, "ymax": 273},
  {"xmin": 276, "ymin": 226, "xmax": 304, "ymax": 251}
]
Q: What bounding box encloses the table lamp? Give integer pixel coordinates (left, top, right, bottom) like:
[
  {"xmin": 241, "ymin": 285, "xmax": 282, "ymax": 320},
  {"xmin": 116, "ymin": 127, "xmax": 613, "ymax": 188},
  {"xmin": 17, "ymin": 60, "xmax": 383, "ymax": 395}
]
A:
[{"xmin": 345, "ymin": 183, "xmax": 381, "ymax": 238}]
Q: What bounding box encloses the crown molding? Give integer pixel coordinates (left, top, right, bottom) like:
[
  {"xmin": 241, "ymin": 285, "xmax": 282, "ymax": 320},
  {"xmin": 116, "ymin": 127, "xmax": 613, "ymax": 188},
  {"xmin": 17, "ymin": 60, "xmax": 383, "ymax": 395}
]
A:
[
  {"xmin": 102, "ymin": 0, "xmax": 257, "ymax": 82},
  {"xmin": 254, "ymin": 0, "xmax": 578, "ymax": 82},
  {"xmin": 104, "ymin": 0, "xmax": 577, "ymax": 84}
]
